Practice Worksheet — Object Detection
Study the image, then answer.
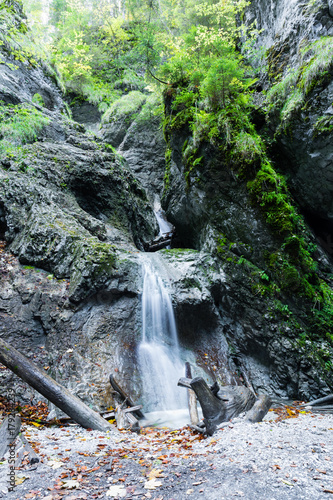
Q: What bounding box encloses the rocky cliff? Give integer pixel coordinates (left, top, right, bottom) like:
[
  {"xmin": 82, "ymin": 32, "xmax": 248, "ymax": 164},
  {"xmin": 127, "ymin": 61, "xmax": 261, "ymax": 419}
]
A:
[{"xmin": 1, "ymin": 0, "xmax": 333, "ymax": 414}]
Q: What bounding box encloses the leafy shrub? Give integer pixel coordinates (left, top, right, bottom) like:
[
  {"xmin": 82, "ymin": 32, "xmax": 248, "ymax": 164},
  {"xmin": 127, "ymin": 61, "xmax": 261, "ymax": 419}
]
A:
[
  {"xmin": 0, "ymin": 102, "xmax": 49, "ymax": 157},
  {"xmin": 102, "ymin": 91, "xmax": 146, "ymax": 123}
]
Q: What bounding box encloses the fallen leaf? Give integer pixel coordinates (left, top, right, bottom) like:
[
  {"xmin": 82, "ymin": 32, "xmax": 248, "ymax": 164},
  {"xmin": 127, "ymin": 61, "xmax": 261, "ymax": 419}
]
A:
[
  {"xmin": 144, "ymin": 478, "xmax": 163, "ymax": 490},
  {"xmin": 281, "ymin": 480, "xmax": 294, "ymax": 487},
  {"xmin": 106, "ymin": 485, "xmax": 126, "ymax": 498},
  {"xmin": 61, "ymin": 479, "xmax": 80, "ymax": 489},
  {"xmin": 15, "ymin": 475, "xmax": 29, "ymax": 485},
  {"xmin": 47, "ymin": 461, "xmax": 63, "ymax": 469},
  {"xmin": 148, "ymin": 469, "xmax": 164, "ymax": 480}
]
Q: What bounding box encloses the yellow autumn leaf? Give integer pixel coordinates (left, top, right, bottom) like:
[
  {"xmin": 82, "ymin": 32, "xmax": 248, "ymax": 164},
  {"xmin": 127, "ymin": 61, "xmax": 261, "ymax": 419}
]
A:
[
  {"xmin": 15, "ymin": 475, "xmax": 29, "ymax": 485},
  {"xmin": 148, "ymin": 468, "xmax": 164, "ymax": 480},
  {"xmin": 31, "ymin": 421, "xmax": 41, "ymax": 427}
]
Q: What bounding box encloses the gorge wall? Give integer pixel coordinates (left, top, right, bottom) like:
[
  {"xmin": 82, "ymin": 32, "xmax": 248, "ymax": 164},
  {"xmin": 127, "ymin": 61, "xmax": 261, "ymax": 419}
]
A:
[{"xmin": 0, "ymin": 0, "xmax": 333, "ymax": 415}]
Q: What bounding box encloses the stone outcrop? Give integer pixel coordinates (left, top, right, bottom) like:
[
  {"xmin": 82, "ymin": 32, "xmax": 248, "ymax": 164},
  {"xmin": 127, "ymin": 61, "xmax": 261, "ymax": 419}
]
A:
[
  {"xmin": 100, "ymin": 93, "xmax": 166, "ymax": 202},
  {"xmin": 245, "ymin": 0, "xmax": 333, "ymax": 231},
  {"xmin": 1, "ymin": 0, "xmax": 333, "ymax": 413}
]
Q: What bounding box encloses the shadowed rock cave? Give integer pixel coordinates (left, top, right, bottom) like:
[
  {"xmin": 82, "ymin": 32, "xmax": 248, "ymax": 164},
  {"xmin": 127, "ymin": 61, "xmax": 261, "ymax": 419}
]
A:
[
  {"xmin": 302, "ymin": 209, "xmax": 333, "ymax": 262},
  {"xmin": 0, "ymin": 203, "xmax": 8, "ymax": 240}
]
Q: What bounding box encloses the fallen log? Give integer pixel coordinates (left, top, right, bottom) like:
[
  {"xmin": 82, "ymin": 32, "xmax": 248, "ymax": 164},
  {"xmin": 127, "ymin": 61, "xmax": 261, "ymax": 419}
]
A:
[
  {"xmin": 147, "ymin": 239, "xmax": 172, "ymax": 252},
  {"xmin": 185, "ymin": 363, "xmax": 199, "ymax": 426},
  {"xmin": 245, "ymin": 394, "xmax": 272, "ymax": 423},
  {"xmin": 303, "ymin": 394, "xmax": 333, "ymax": 407},
  {"xmin": 123, "ymin": 405, "xmax": 143, "ymax": 414},
  {"xmin": 115, "ymin": 403, "xmax": 140, "ymax": 433},
  {"xmin": 178, "ymin": 377, "xmax": 270, "ymax": 435},
  {"xmin": 0, "ymin": 338, "xmax": 112, "ymax": 432},
  {"xmin": 0, "ymin": 415, "xmax": 21, "ymax": 458},
  {"xmin": 109, "ymin": 375, "xmax": 144, "ymax": 419}
]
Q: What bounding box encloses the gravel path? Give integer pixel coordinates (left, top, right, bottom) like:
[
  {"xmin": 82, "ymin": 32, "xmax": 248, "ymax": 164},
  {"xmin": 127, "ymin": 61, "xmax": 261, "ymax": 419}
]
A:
[{"xmin": 1, "ymin": 411, "xmax": 333, "ymax": 499}]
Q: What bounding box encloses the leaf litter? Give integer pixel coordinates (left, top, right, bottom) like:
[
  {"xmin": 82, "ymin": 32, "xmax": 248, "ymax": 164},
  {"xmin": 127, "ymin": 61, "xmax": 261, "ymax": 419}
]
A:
[{"xmin": 0, "ymin": 404, "xmax": 333, "ymax": 499}]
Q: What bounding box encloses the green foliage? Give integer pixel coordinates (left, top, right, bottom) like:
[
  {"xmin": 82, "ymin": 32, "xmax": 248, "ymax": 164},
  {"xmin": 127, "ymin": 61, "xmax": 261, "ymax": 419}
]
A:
[
  {"xmin": 313, "ymin": 115, "xmax": 333, "ymax": 137},
  {"xmin": 0, "ymin": 101, "xmax": 49, "ymax": 158},
  {"xmin": 0, "ymin": 0, "xmax": 37, "ymax": 65},
  {"xmin": 102, "ymin": 91, "xmax": 146, "ymax": 123},
  {"xmin": 31, "ymin": 93, "xmax": 45, "ymax": 106},
  {"xmin": 266, "ymin": 37, "xmax": 333, "ymax": 134}
]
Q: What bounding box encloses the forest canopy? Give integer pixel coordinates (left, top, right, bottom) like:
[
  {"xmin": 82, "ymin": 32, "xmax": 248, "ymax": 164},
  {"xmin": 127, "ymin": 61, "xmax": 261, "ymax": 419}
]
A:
[{"xmin": 20, "ymin": 0, "xmax": 258, "ymax": 112}]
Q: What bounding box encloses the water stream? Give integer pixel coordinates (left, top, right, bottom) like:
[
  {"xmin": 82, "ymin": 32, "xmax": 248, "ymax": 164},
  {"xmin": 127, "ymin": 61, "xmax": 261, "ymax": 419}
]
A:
[
  {"xmin": 138, "ymin": 260, "xmax": 187, "ymax": 414},
  {"xmin": 137, "ymin": 201, "xmax": 189, "ymax": 424}
]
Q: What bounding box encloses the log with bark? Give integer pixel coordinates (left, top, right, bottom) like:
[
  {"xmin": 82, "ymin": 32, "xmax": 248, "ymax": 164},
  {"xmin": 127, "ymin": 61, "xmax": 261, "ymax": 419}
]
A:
[
  {"xmin": 0, "ymin": 338, "xmax": 112, "ymax": 432},
  {"xmin": 109, "ymin": 374, "xmax": 145, "ymax": 419},
  {"xmin": 185, "ymin": 362, "xmax": 199, "ymax": 426},
  {"xmin": 178, "ymin": 376, "xmax": 271, "ymax": 435},
  {"xmin": 302, "ymin": 394, "xmax": 333, "ymax": 407}
]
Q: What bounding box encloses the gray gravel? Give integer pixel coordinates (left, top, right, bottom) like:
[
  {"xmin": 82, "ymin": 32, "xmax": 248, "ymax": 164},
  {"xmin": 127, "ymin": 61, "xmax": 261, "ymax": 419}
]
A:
[{"xmin": 1, "ymin": 411, "xmax": 333, "ymax": 499}]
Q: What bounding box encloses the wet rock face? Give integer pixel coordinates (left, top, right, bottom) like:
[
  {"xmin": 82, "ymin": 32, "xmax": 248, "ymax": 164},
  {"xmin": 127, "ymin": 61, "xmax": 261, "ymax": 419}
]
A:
[
  {"xmin": 162, "ymin": 120, "xmax": 276, "ymax": 263},
  {"xmin": 0, "ymin": 58, "xmax": 64, "ymax": 111},
  {"xmin": 246, "ymin": 0, "xmax": 333, "ymax": 226},
  {"xmin": 118, "ymin": 115, "xmax": 166, "ymax": 203},
  {"xmin": 1, "ymin": 137, "xmax": 157, "ymax": 302},
  {"xmin": 100, "ymin": 95, "xmax": 166, "ymax": 203},
  {"xmin": 0, "ymin": 243, "xmax": 144, "ymax": 411},
  {"xmin": 0, "ymin": 41, "xmax": 159, "ymax": 408},
  {"xmin": 160, "ymin": 249, "xmax": 330, "ymax": 400}
]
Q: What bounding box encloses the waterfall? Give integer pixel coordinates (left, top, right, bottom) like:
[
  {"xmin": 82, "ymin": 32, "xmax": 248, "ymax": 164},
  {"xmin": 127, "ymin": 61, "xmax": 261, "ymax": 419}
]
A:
[
  {"xmin": 138, "ymin": 260, "xmax": 187, "ymax": 412},
  {"xmin": 154, "ymin": 197, "xmax": 174, "ymax": 236}
]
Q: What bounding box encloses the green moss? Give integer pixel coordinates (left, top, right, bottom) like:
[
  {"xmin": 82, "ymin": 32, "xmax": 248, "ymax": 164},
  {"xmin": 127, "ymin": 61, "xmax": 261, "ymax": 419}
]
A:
[
  {"xmin": 163, "ymin": 147, "xmax": 172, "ymax": 193},
  {"xmin": 101, "ymin": 91, "xmax": 146, "ymax": 124},
  {"xmin": 266, "ymin": 37, "xmax": 333, "ymax": 135},
  {"xmin": 313, "ymin": 115, "xmax": 333, "ymax": 137}
]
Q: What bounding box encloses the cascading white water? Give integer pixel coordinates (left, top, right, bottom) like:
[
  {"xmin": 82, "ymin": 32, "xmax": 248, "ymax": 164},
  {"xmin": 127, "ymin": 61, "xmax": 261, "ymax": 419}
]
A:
[
  {"xmin": 155, "ymin": 209, "xmax": 173, "ymax": 236},
  {"xmin": 138, "ymin": 261, "xmax": 187, "ymax": 412},
  {"xmin": 154, "ymin": 196, "xmax": 174, "ymax": 237}
]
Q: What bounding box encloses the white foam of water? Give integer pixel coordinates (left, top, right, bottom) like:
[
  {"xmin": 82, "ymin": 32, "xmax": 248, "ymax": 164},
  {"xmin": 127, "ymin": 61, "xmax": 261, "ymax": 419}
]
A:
[
  {"xmin": 142, "ymin": 407, "xmax": 202, "ymax": 429},
  {"xmin": 155, "ymin": 209, "xmax": 174, "ymax": 236},
  {"xmin": 138, "ymin": 262, "xmax": 187, "ymax": 413}
]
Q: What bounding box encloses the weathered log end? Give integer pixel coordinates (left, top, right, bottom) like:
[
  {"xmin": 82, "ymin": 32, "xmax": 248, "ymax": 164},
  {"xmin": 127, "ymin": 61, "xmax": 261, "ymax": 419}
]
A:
[
  {"xmin": 185, "ymin": 362, "xmax": 199, "ymax": 426},
  {"xmin": 190, "ymin": 377, "xmax": 227, "ymax": 436},
  {"xmin": 245, "ymin": 394, "xmax": 272, "ymax": 423}
]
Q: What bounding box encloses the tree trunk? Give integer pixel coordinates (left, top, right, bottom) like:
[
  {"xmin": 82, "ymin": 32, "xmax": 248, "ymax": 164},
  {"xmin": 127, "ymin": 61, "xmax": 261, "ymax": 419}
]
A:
[
  {"xmin": 304, "ymin": 394, "xmax": 333, "ymax": 407},
  {"xmin": 185, "ymin": 362, "xmax": 199, "ymax": 426},
  {"xmin": 0, "ymin": 338, "xmax": 112, "ymax": 432},
  {"xmin": 189, "ymin": 377, "xmax": 227, "ymax": 435},
  {"xmin": 178, "ymin": 377, "xmax": 270, "ymax": 435}
]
